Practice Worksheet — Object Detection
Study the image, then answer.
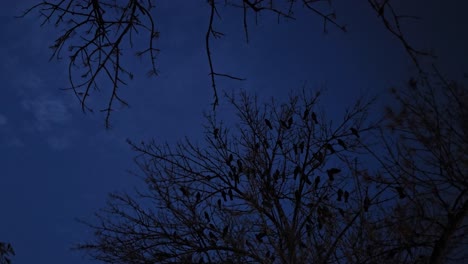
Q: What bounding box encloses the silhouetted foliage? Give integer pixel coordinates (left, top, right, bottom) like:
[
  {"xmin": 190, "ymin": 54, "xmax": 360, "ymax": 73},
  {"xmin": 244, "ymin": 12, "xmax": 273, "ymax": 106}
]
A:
[{"xmin": 76, "ymin": 90, "xmax": 381, "ymax": 263}]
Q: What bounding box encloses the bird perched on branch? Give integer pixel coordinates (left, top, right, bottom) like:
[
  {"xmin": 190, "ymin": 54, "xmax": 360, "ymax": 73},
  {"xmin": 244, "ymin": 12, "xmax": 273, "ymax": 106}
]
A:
[
  {"xmin": 265, "ymin": 119, "xmax": 273, "ymax": 130},
  {"xmin": 350, "ymin": 128, "xmax": 360, "ymax": 138},
  {"xmin": 180, "ymin": 186, "xmax": 189, "ymax": 197},
  {"xmin": 337, "ymin": 139, "xmax": 347, "ymax": 149},
  {"xmin": 294, "ymin": 165, "xmax": 301, "ymax": 180},
  {"xmin": 344, "ymin": 191, "xmax": 349, "ymax": 203},
  {"xmin": 314, "ymin": 176, "xmax": 320, "ymax": 189},
  {"xmin": 363, "ymin": 196, "xmax": 370, "ymax": 212},
  {"xmin": 222, "ymin": 225, "xmax": 229, "ymax": 238},
  {"xmin": 303, "ymin": 109, "xmax": 309, "ymax": 121},
  {"xmin": 226, "ymin": 154, "xmax": 233, "ymax": 165},
  {"xmin": 337, "ymin": 189, "xmax": 343, "ymax": 201},
  {"xmin": 311, "ymin": 112, "xmax": 318, "ymax": 124},
  {"xmin": 326, "ymin": 143, "xmax": 335, "ymax": 154},
  {"xmin": 326, "ymin": 168, "xmax": 341, "ymax": 181}
]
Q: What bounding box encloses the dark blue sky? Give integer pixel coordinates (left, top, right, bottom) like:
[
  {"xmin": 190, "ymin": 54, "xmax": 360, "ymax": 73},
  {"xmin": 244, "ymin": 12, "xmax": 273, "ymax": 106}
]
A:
[{"xmin": 1, "ymin": 1, "xmax": 466, "ymax": 263}]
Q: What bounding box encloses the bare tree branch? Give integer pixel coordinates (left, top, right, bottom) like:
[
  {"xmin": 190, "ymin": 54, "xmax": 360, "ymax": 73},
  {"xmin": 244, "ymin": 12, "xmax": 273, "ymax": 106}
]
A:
[
  {"xmin": 75, "ymin": 89, "xmax": 380, "ymax": 263},
  {"xmin": 20, "ymin": 0, "xmax": 347, "ymax": 126},
  {"xmin": 18, "ymin": 0, "xmax": 159, "ymax": 128},
  {"xmin": 361, "ymin": 69, "xmax": 468, "ymax": 263},
  {"xmin": 367, "ymin": 0, "xmax": 435, "ymax": 75}
]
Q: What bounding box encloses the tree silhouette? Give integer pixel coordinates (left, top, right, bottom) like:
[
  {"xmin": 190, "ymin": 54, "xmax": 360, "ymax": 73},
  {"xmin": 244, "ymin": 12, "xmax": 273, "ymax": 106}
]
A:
[
  {"xmin": 360, "ymin": 69, "xmax": 468, "ymax": 264},
  {"xmin": 16, "ymin": 2, "xmax": 462, "ymax": 263},
  {"xmin": 76, "ymin": 90, "xmax": 380, "ymax": 263},
  {"xmin": 19, "ymin": 0, "xmax": 425, "ymax": 127},
  {"xmin": 19, "ymin": 0, "xmax": 159, "ymax": 128}
]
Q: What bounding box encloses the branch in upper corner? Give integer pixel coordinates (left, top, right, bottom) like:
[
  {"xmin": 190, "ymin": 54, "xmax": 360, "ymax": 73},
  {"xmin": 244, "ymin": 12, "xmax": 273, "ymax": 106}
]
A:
[
  {"xmin": 207, "ymin": 0, "xmax": 346, "ymax": 110},
  {"xmin": 367, "ymin": 0, "xmax": 436, "ymax": 75},
  {"xmin": 302, "ymin": 0, "xmax": 348, "ymax": 33},
  {"xmin": 18, "ymin": 0, "xmax": 159, "ymax": 128}
]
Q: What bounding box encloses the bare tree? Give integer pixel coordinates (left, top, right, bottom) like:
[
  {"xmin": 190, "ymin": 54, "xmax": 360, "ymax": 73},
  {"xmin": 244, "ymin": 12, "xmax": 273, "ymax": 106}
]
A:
[
  {"xmin": 21, "ymin": 1, "xmax": 429, "ymax": 128},
  {"xmin": 18, "ymin": 0, "xmax": 347, "ymax": 127},
  {"xmin": 76, "ymin": 89, "xmax": 380, "ymax": 263},
  {"xmin": 360, "ymin": 69, "xmax": 468, "ymax": 264}
]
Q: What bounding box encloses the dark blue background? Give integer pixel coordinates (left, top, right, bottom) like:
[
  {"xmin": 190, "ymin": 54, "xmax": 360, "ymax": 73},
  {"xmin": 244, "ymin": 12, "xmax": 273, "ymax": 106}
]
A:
[{"xmin": 1, "ymin": 1, "xmax": 466, "ymax": 263}]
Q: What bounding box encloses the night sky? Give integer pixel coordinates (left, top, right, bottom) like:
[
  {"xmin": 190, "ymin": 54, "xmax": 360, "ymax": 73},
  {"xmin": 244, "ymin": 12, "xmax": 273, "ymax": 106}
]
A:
[{"xmin": 1, "ymin": 1, "xmax": 467, "ymax": 263}]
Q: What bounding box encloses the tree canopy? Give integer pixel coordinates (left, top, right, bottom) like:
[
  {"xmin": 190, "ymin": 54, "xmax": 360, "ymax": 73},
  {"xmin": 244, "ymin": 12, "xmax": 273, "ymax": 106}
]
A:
[
  {"xmin": 77, "ymin": 90, "xmax": 381, "ymax": 263},
  {"xmin": 75, "ymin": 79, "xmax": 467, "ymax": 263}
]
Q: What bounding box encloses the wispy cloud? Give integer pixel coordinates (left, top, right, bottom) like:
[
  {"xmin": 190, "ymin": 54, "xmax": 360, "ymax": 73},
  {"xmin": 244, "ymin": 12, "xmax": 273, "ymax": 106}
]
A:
[
  {"xmin": 47, "ymin": 135, "xmax": 72, "ymax": 151},
  {"xmin": 1, "ymin": 7, "xmax": 80, "ymax": 152},
  {"xmin": 6, "ymin": 137, "xmax": 24, "ymax": 148},
  {"xmin": 21, "ymin": 96, "xmax": 71, "ymax": 131},
  {"xmin": 0, "ymin": 114, "xmax": 24, "ymax": 148},
  {"xmin": 18, "ymin": 93, "xmax": 77, "ymax": 150},
  {"xmin": 16, "ymin": 71, "xmax": 45, "ymax": 95},
  {"xmin": 0, "ymin": 114, "xmax": 7, "ymax": 126}
]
